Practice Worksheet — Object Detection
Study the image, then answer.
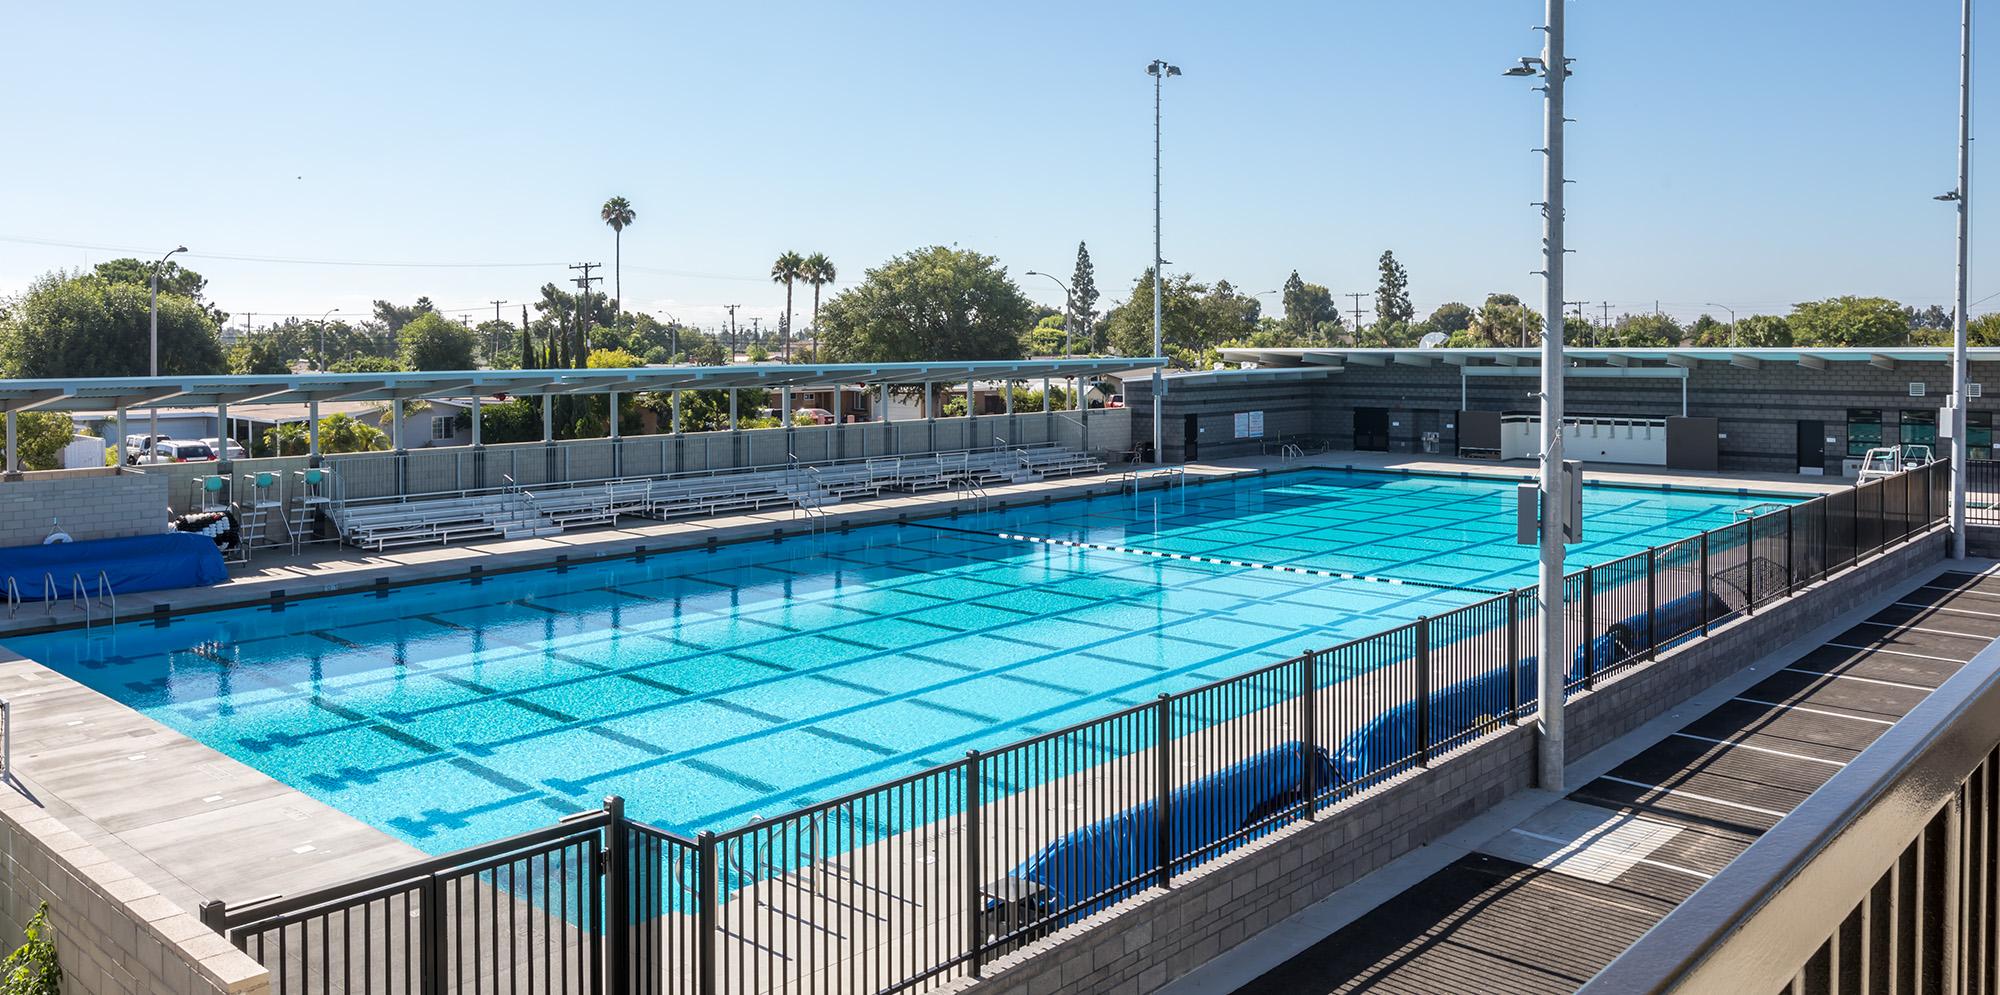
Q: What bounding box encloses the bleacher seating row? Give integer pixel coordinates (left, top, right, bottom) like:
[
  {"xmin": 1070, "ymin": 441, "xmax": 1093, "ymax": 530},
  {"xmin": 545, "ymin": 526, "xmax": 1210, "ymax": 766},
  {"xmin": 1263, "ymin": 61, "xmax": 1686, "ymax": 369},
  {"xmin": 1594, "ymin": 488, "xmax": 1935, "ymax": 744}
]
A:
[{"xmin": 330, "ymin": 446, "xmax": 1108, "ymax": 550}]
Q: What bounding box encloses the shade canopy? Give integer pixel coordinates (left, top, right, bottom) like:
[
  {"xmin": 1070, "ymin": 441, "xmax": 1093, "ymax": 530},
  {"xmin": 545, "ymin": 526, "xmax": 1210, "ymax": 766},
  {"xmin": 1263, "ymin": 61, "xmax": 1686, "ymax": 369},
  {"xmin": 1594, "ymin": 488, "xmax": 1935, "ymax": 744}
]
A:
[{"xmin": 0, "ymin": 358, "xmax": 1163, "ymax": 413}]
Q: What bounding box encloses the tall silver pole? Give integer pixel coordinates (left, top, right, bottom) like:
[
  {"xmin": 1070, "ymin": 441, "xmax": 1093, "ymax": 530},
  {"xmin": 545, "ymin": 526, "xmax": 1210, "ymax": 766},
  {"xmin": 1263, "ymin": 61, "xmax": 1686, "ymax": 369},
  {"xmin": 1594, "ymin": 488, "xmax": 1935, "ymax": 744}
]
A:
[
  {"xmin": 1536, "ymin": 0, "xmax": 1569, "ymax": 791},
  {"xmin": 1951, "ymin": 0, "xmax": 1972, "ymax": 560},
  {"xmin": 146, "ymin": 245, "xmax": 184, "ymax": 462},
  {"xmin": 1151, "ymin": 61, "xmax": 1166, "ymax": 465}
]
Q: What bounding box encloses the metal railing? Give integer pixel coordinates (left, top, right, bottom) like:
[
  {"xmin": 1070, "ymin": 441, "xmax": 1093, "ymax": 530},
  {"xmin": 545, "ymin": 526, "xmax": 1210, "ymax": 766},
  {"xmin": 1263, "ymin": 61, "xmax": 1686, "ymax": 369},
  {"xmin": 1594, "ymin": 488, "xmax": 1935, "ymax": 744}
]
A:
[
  {"xmin": 1968, "ymin": 456, "xmax": 2000, "ymax": 524},
  {"xmin": 1579, "ymin": 613, "xmax": 2000, "ymax": 995},
  {"xmin": 0, "ymin": 696, "xmax": 10, "ymax": 778},
  {"xmin": 197, "ymin": 461, "xmax": 1951, "ymax": 995}
]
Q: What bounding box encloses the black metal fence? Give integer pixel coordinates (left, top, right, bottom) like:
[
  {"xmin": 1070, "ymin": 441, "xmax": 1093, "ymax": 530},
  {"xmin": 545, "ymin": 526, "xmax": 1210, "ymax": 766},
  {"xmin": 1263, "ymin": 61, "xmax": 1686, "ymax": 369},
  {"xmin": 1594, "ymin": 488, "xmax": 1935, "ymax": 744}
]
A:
[
  {"xmin": 201, "ymin": 462, "xmax": 1952, "ymax": 995},
  {"xmin": 1969, "ymin": 457, "xmax": 2000, "ymax": 524}
]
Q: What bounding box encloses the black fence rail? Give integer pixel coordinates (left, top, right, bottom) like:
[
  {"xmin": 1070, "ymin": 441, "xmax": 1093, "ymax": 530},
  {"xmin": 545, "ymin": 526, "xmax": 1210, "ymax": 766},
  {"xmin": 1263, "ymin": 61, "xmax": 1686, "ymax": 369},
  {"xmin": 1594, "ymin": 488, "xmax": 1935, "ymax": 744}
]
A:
[
  {"xmin": 1579, "ymin": 604, "xmax": 2000, "ymax": 995},
  {"xmin": 202, "ymin": 462, "xmax": 1951, "ymax": 995},
  {"xmin": 1970, "ymin": 457, "xmax": 2000, "ymax": 524}
]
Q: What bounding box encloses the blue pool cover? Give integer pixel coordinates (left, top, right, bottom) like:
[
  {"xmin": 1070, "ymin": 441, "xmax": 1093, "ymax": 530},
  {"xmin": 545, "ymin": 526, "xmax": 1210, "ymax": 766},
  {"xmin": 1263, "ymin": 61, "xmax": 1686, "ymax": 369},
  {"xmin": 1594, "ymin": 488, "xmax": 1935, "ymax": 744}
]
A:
[
  {"xmin": 0, "ymin": 533, "xmax": 226, "ymax": 599},
  {"xmin": 1006, "ymin": 742, "xmax": 1336, "ymax": 921}
]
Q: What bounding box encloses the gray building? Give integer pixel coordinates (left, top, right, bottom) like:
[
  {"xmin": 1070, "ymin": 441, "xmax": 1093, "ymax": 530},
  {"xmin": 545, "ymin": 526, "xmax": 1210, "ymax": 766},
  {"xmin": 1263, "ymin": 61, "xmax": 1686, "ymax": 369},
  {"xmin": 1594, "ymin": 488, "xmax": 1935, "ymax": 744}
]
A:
[{"xmin": 1130, "ymin": 346, "xmax": 2000, "ymax": 474}]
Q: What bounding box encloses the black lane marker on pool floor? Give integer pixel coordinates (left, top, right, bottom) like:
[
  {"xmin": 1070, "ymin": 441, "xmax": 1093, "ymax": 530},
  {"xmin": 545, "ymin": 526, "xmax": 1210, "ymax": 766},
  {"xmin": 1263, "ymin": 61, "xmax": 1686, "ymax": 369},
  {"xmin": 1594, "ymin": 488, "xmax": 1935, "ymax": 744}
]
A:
[{"xmin": 908, "ymin": 521, "xmax": 1507, "ymax": 596}]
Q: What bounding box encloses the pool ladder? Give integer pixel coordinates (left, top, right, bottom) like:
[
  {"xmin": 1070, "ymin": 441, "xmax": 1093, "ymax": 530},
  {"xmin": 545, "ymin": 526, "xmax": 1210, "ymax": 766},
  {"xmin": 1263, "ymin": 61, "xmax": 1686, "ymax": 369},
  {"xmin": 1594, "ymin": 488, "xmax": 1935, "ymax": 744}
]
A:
[{"xmin": 25, "ymin": 571, "xmax": 114, "ymax": 629}]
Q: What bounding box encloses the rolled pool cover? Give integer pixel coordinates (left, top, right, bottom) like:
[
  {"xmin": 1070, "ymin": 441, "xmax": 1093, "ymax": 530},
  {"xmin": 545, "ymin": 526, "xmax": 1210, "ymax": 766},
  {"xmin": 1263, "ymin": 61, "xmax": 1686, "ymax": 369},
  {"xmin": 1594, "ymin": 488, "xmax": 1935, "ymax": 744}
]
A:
[{"xmin": 0, "ymin": 532, "xmax": 228, "ymax": 599}]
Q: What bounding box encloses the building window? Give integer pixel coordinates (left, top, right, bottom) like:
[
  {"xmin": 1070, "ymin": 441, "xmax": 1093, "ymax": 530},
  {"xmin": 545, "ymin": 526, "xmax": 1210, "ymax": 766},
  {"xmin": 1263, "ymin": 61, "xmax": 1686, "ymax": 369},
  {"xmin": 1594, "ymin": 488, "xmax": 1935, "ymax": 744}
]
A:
[
  {"xmin": 1899, "ymin": 409, "xmax": 1938, "ymax": 452},
  {"xmin": 430, "ymin": 415, "xmax": 454, "ymax": 442},
  {"xmin": 1846, "ymin": 409, "xmax": 1883, "ymax": 457},
  {"xmin": 1971, "ymin": 411, "xmax": 1993, "ymax": 461}
]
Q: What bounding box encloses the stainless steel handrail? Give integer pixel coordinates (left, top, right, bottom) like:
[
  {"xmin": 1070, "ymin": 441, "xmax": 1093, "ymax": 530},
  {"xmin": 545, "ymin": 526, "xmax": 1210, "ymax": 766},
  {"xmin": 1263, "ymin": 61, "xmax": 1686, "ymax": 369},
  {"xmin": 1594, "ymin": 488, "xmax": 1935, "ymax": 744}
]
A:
[
  {"xmin": 41, "ymin": 574, "xmax": 54, "ymax": 617},
  {"xmin": 96, "ymin": 570, "xmax": 116, "ymax": 627},
  {"xmin": 4, "ymin": 577, "xmax": 16, "ymax": 618},
  {"xmin": 69, "ymin": 572, "xmax": 91, "ymax": 629}
]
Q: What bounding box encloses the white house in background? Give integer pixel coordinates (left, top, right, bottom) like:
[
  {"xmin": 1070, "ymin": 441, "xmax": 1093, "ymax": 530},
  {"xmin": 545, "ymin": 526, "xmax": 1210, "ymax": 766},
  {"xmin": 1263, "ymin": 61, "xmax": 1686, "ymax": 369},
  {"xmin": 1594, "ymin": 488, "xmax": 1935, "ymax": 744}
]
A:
[{"xmin": 69, "ymin": 399, "xmax": 478, "ymax": 457}]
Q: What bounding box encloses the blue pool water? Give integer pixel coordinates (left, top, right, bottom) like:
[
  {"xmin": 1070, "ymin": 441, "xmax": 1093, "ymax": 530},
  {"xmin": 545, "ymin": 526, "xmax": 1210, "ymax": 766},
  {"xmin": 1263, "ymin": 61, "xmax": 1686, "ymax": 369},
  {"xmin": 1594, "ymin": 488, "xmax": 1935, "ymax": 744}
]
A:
[{"xmin": 5, "ymin": 469, "xmax": 1799, "ymax": 852}]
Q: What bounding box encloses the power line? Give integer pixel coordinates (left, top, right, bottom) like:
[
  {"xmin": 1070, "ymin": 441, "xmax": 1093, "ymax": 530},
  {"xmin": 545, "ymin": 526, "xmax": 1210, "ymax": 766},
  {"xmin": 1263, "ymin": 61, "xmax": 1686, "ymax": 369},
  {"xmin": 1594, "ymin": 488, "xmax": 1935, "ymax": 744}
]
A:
[{"xmin": 1345, "ymin": 292, "xmax": 1371, "ymax": 330}]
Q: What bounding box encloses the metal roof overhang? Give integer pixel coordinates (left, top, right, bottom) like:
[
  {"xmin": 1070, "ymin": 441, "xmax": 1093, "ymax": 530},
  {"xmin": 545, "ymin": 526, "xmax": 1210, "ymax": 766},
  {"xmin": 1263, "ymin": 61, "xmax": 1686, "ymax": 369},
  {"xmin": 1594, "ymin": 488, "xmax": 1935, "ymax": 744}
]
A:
[
  {"xmin": 1219, "ymin": 346, "xmax": 2000, "ymax": 371},
  {"xmin": 0, "ymin": 358, "xmax": 1160, "ymax": 413}
]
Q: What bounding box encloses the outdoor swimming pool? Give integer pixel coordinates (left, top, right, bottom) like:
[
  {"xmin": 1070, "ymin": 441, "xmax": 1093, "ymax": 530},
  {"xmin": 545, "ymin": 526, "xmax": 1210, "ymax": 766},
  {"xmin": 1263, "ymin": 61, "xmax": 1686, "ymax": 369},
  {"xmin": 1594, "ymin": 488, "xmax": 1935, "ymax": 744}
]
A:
[{"xmin": 5, "ymin": 468, "xmax": 1801, "ymax": 853}]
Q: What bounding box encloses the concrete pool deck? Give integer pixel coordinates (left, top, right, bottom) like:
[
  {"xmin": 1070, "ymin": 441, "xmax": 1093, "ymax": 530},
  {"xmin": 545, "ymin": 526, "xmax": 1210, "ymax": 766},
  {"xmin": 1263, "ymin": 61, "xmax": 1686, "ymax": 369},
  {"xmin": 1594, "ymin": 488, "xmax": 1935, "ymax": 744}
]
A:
[{"xmin": 0, "ymin": 450, "xmax": 1852, "ymax": 963}]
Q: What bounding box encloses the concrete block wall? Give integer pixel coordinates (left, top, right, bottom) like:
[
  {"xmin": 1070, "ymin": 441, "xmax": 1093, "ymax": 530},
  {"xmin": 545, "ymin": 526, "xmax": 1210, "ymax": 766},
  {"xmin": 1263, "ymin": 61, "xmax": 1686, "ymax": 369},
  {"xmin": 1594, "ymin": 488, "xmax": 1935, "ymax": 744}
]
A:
[
  {"xmin": 0, "ymin": 471, "xmax": 169, "ymax": 546},
  {"xmin": 0, "ymin": 789, "xmax": 268, "ymax": 995},
  {"xmin": 1154, "ymin": 358, "xmax": 2000, "ymax": 472}
]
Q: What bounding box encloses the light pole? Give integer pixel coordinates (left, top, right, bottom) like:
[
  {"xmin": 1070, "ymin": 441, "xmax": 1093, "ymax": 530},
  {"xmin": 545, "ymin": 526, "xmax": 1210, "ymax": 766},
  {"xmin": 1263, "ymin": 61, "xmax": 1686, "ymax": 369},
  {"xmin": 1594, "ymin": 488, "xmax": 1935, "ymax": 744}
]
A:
[
  {"xmin": 1940, "ymin": 0, "xmax": 1973, "ymax": 559},
  {"xmin": 147, "ymin": 245, "xmax": 187, "ymax": 461},
  {"xmin": 656, "ymin": 310, "xmax": 680, "ymax": 362},
  {"xmin": 1147, "ymin": 58, "xmax": 1181, "ymax": 465},
  {"xmin": 317, "ymin": 308, "xmax": 339, "ymax": 373},
  {"xmin": 1025, "ymin": 270, "xmax": 1076, "ymax": 358},
  {"xmin": 1505, "ymin": 0, "xmax": 1570, "ymax": 791},
  {"xmin": 1703, "ymin": 303, "xmax": 1737, "ymax": 347}
]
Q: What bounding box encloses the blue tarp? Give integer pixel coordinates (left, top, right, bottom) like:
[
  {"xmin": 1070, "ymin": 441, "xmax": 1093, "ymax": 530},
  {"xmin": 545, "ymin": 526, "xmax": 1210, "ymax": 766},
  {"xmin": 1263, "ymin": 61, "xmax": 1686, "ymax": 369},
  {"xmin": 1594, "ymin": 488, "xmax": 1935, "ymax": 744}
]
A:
[
  {"xmin": 0, "ymin": 533, "xmax": 227, "ymax": 599},
  {"xmin": 1005, "ymin": 742, "xmax": 1335, "ymax": 922},
  {"xmin": 1334, "ymin": 587, "xmax": 1733, "ymax": 786}
]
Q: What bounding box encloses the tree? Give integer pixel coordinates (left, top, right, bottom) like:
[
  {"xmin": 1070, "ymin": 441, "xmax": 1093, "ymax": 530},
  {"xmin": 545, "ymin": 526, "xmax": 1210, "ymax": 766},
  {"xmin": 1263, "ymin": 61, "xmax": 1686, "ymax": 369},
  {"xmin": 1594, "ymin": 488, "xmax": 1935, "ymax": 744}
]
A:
[
  {"xmin": 1787, "ymin": 296, "xmax": 1909, "ymax": 347},
  {"xmin": 1024, "ymin": 314, "xmax": 1069, "ymax": 356},
  {"xmin": 0, "ymin": 271, "xmax": 224, "ymax": 378},
  {"xmin": 803, "ymin": 252, "xmax": 837, "ymax": 351},
  {"xmin": 747, "ymin": 342, "xmax": 771, "ymax": 362},
  {"xmin": 397, "ymin": 312, "xmax": 478, "ymax": 371},
  {"xmin": 1070, "ymin": 242, "xmax": 1101, "ymax": 351},
  {"xmin": 371, "ymin": 298, "xmax": 435, "ymax": 334},
  {"xmin": 263, "ymin": 421, "xmax": 309, "ymax": 456},
  {"xmin": 332, "ymin": 355, "xmax": 404, "ymax": 374},
  {"xmin": 1425, "ymin": 302, "xmax": 1475, "ymax": 336},
  {"xmin": 228, "ymin": 336, "xmax": 292, "ymax": 375},
  {"xmin": 1735, "ymin": 314, "xmax": 1793, "ymax": 347},
  {"xmin": 1452, "ymin": 293, "xmax": 1541, "ymax": 348},
  {"xmin": 1375, "ymin": 250, "xmax": 1414, "ymax": 328},
  {"xmin": 601, "ymin": 196, "xmax": 636, "ymax": 323},
  {"xmin": 1280, "ymin": 271, "xmax": 1340, "ymax": 344},
  {"xmin": 1610, "ymin": 312, "xmax": 1683, "ymax": 347},
  {"xmin": 10, "ymin": 412, "xmax": 74, "ymax": 471},
  {"xmin": 815, "ymin": 245, "xmax": 1035, "ymax": 364},
  {"xmin": 317, "ymin": 413, "xmax": 390, "ymax": 454},
  {"xmin": 1100, "ymin": 270, "xmax": 1261, "ymax": 366},
  {"xmin": 770, "ymin": 251, "xmax": 805, "ymax": 361},
  {"xmin": 586, "ymin": 347, "xmax": 646, "ymax": 369}
]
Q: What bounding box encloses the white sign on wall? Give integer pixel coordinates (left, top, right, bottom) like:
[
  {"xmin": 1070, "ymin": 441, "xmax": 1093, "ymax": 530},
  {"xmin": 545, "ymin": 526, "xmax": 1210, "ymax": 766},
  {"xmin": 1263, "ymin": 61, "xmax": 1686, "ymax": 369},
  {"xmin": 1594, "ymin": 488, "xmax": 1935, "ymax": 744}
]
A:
[{"xmin": 1233, "ymin": 411, "xmax": 1264, "ymax": 439}]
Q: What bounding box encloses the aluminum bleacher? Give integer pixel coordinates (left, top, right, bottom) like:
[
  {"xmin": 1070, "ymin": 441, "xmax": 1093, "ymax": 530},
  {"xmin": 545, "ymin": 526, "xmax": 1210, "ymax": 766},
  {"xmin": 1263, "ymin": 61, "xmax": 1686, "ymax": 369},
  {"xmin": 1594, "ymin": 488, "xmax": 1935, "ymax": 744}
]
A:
[{"xmin": 327, "ymin": 444, "xmax": 1109, "ymax": 550}]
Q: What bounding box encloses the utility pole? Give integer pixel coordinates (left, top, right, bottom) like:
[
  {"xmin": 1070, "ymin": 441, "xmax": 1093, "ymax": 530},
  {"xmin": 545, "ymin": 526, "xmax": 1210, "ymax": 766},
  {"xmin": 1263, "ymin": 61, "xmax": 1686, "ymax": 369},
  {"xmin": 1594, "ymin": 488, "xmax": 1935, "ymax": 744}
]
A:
[
  {"xmin": 569, "ymin": 263, "xmax": 602, "ymax": 366},
  {"xmin": 1598, "ymin": 302, "xmax": 1613, "ymax": 340},
  {"xmin": 1505, "ymin": 0, "xmax": 1570, "ymax": 792},
  {"xmin": 1346, "ymin": 292, "xmax": 1371, "ymax": 336},
  {"xmin": 1565, "ymin": 301, "xmax": 1588, "ymax": 346},
  {"xmin": 749, "ymin": 316, "xmax": 762, "ymax": 351},
  {"xmin": 488, "ymin": 299, "xmax": 509, "ymax": 362},
  {"xmin": 724, "ymin": 304, "xmax": 741, "ymax": 360}
]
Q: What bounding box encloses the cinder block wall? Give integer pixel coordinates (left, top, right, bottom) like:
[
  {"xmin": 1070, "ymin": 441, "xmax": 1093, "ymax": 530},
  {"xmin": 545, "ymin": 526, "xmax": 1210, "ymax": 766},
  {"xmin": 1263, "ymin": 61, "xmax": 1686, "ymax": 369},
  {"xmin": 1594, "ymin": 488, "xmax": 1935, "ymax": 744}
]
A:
[
  {"xmin": 1153, "ymin": 359, "xmax": 2000, "ymax": 472},
  {"xmin": 0, "ymin": 471, "xmax": 169, "ymax": 547},
  {"xmin": 0, "ymin": 791, "xmax": 268, "ymax": 995},
  {"xmin": 948, "ymin": 526, "xmax": 1951, "ymax": 995}
]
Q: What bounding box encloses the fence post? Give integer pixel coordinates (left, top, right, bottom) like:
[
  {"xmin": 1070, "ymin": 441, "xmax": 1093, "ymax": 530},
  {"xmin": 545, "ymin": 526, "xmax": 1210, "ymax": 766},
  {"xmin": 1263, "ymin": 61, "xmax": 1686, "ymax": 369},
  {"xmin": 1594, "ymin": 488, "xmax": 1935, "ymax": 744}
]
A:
[
  {"xmin": 197, "ymin": 900, "xmax": 225, "ymax": 936},
  {"xmin": 1505, "ymin": 591, "xmax": 1520, "ymax": 721},
  {"xmin": 422, "ymin": 873, "xmax": 446, "ymax": 995},
  {"xmin": 1297, "ymin": 653, "xmax": 1319, "ymax": 819},
  {"xmin": 1698, "ymin": 531, "xmax": 1712, "ymax": 638},
  {"xmin": 1581, "ymin": 566, "xmax": 1596, "ymax": 691},
  {"xmin": 697, "ymin": 831, "xmax": 718, "ymax": 995},
  {"xmin": 1785, "ymin": 506, "xmax": 1796, "ymax": 597},
  {"xmin": 964, "ymin": 750, "xmax": 984, "ymax": 977},
  {"xmin": 1743, "ymin": 522, "xmax": 1756, "ymax": 615},
  {"xmin": 1415, "ymin": 617, "xmax": 1432, "ymax": 767},
  {"xmin": 1644, "ymin": 548, "xmax": 1658, "ymax": 659},
  {"xmin": 605, "ymin": 796, "xmax": 629, "ymax": 995},
  {"xmin": 1877, "ymin": 480, "xmax": 1888, "ymax": 554},
  {"xmin": 1154, "ymin": 694, "xmax": 1174, "ymax": 889}
]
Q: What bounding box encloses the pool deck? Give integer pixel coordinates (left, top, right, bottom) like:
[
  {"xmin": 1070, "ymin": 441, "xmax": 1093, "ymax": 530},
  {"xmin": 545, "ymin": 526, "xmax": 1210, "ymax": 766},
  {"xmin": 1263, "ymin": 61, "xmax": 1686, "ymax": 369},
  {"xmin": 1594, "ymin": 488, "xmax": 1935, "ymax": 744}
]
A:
[{"xmin": 0, "ymin": 450, "xmax": 1851, "ymax": 948}]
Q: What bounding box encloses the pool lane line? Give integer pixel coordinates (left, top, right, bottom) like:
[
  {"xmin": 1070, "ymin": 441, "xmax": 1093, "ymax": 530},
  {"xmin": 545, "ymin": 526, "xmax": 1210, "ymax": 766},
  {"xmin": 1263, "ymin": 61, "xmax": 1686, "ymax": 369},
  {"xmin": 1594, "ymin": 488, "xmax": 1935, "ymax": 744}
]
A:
[{"xmin": 984, "ymin": 529, "xmax": 1507, "ymax": 596}]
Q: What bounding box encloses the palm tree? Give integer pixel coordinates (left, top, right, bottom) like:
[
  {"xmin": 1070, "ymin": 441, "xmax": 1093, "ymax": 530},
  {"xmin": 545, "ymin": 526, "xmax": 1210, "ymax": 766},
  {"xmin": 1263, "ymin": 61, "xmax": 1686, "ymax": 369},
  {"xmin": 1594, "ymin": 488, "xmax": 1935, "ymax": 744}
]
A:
[
  {"xmin": 600, "ymin": 197, "xmax": 636, "ymax": 326},
  {"xmin": 802, "ymin": 253, "xmax": 836, "ymax": 359},
  {"xmin": 770, "ymin": 251, "xmax": 806, "ymax": 362}
]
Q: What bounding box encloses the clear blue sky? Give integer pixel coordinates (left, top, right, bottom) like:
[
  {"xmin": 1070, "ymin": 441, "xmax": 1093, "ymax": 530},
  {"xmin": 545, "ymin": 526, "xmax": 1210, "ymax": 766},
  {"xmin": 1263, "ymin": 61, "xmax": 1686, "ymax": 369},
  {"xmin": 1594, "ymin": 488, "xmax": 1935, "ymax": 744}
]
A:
[{"xmin": 3, "ymin": 0, "xmax": 1992, "ymax": 335}]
